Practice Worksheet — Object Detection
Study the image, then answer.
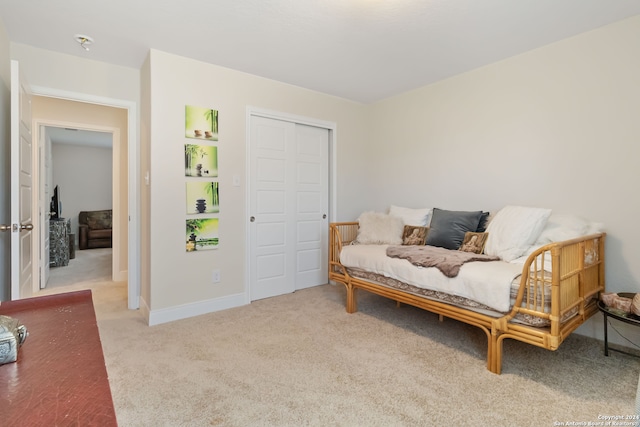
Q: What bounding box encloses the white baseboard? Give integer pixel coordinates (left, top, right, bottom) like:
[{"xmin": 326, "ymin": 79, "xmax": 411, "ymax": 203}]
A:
[{"xmin": 147, "ymin": 293, "xmax": 247, "ymax": 326}]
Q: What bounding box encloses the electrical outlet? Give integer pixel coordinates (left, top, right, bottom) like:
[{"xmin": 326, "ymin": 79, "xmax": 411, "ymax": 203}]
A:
[{"xmin": 212, "ymin": 269, "xmax": 221, "ymax": 283}]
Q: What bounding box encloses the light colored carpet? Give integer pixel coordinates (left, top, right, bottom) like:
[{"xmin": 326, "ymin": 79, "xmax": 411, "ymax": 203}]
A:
[
  {"xmin": 39, "ymin": 261, "xmax": 640, "ymax": 427},
  {"xmin": 44, "ymin": 247, "xmax": 113, "ymax": 289}
]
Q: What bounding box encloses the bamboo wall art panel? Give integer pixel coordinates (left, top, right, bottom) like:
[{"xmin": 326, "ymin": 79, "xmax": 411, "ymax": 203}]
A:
[
  {"xmin": 184, "ymin": 104, "xmax": 220, "ymax": 252},
  {"xmin": 186, "ymin": 218, "xmax": 219, "ymax": 252},
  {"xmin": 184, "ymin": 144, "xmax": 218, "ymax": 177},
  {"xmin": 185, "ymin": 105, "xmax": 218, "ymax": 140},
  {"xmin": 186, "ymin": 182, "xmax": 220, "ymax": 214}
]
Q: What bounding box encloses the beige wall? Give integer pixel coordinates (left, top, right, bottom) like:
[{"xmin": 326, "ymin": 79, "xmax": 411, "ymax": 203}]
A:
[
  {"xmin": 144, "ymin": 49, "xmax": 368, "ymax": 322},
  {"xmin": 11, "ymin": 43, "xmax": 139, "ymax": 104},
  {"xmin": 365, "ymin": 15, "xmax": 640, "ymax": 343},
  {"xmin": 31, "ymin": 96, "xmax": 129, "ymax": 279}
]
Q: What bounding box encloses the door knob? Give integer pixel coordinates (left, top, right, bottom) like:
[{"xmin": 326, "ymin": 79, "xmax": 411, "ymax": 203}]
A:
[
  {"xmin": 0, "ymin": 223, "xmax": 32, "ymax": 232},
  {"xmin": 250, "ymin": 216, "xmax": 255, "ymax": 222},
  {"xmin": 322, "ymin": 214, "xmax": 327, "ymax": 219}
]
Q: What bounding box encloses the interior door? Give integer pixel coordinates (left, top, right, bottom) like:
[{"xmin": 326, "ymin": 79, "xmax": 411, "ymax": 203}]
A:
[
  {"xmin": 250, "ymin": 117, "xmax": 295, "ymax": 300},
  {"xmin": 10, "ymin": 60, "xmax": 34, "ymax": 300},
  {"xmin": 249, "ymin": 115, "xmax": 328, "ymax": 301},
  {"xmin": 293, "ymin": 124, "xmax": 328, "ymax": 290}
]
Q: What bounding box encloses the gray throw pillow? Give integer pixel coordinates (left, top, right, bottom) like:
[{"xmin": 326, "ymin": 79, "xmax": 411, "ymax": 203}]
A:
[
  {"xmin": 425, "ymin": 208, "xmax": 483, "ymax": 250},
  {"xmin": 476, "ymin": 211, "xmax": 491, "ymax": 232}
]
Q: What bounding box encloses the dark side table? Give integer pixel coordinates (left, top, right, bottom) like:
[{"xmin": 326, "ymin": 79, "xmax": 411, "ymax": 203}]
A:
[{"xmin": 597, "ymin": 292, "xmax": 640, "ymax": 357}]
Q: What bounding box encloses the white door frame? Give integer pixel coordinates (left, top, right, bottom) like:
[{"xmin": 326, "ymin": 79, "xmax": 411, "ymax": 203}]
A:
[
  {"xmin": 38, "ymin": 127, "xmax": 50, "ymax": 289},
  {"xmin": 35, "ymin": 121, "xmax": 121, "ymax": 285},
  {"xmin": 244, "ymin": 106, "xmax": 337, "ymax": 304},
  {"xmin": 30, "ymin": 86, "xmax": 140, "ymax": 309}
]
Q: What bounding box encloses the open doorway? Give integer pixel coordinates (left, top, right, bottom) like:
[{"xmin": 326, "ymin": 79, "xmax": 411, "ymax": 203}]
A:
[
  {"xmin": 43, "ymin": 126, "xmax": 115, "ymax": 292},
  {"xmin": 31, "ymin": 95, "xmax": 130, "ymax": 300}
]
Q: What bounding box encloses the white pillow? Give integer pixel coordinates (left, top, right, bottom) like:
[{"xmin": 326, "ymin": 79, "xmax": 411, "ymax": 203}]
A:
[
  {"xmin": 356, "ymin": 211, "xmax": 404, "ymax": 245},
  {"xmin": 511, "ymin": 215, "xmax": 605, "ymax": 267},
  {"xmin": 388, "ymin": 205, "xmax": 432, "ymax": 227},
  {"xmin": 586, "ymin": 221, "xmax": 604, "ymax": 235},
  {"xmin": 534, "ymin": 213, "xmax": 590, "ymax": 244},
  {"xmin": 484, "ymin": 205, "xmax": 552, "ymax": 262}
]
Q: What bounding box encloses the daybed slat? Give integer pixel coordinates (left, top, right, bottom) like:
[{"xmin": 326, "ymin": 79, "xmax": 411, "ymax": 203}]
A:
[{"xmin": 329, "ymin": 222, "xmax": 606, "ymax": 375}]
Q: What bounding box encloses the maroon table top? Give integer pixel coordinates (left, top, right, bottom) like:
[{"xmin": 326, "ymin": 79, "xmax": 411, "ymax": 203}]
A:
[{"xmin": 0, "ymin": 290, "xmax": 117, "ymax": 426}]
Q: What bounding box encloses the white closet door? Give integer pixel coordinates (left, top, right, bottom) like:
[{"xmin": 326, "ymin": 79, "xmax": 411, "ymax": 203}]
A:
[
  {"xmin": 249, "ymin": 116, "xmax": 328, "ymax": 301},
  {"xmin": 294, "ymin": 124, "xmax": 328, "ymax": 290}
]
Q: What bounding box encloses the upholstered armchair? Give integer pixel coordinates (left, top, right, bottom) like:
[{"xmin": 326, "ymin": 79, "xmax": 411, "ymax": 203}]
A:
[{"xmin": 78, "ymin": 210, "xmax": 113, "ymax": 250}]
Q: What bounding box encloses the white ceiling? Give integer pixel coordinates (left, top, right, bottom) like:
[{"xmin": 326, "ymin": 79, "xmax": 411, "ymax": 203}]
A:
[
  {"xmin": 46, "ymin": 127, "xmax": 112, "ymax": 148},
  {"xmin": 1, "ymin": 0, "xmax": 639, "ymax": 103}
]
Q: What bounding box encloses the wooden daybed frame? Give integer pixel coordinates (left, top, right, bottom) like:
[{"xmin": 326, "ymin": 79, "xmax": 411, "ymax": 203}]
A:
[{"xmin": 329, "ymin": 222, "xmax": 606, "ymax": 374}]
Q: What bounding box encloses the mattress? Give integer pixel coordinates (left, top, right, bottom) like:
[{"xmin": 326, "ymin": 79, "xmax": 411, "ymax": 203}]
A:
[
  {"xmin": 340, "ymin": 244, "xmax": 521, "ymax": 312},
  {"xmin": 340, "ymin": 244, "xmax": 573, "ymax": 327}
]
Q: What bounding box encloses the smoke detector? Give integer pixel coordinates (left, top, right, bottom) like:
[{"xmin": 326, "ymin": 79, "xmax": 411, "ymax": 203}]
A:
[{"xmin": 73, "ymin": 34, "xmax": 94, "ymax": 51}]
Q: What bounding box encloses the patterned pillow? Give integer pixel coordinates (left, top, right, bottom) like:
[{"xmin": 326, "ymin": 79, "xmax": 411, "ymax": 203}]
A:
[
  {"xmin": 459, "ymin": 232, "xmax": 489, "ymax": 254},
  {"xmin": 402, "ymin": 226, "xmax": 429, "ymax": 245}
]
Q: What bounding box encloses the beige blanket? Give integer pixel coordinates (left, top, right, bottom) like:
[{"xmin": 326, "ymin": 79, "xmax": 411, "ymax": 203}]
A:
[{"xmin": 386, "ymin": 245, "xmax": 500, "ymax": 278}]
